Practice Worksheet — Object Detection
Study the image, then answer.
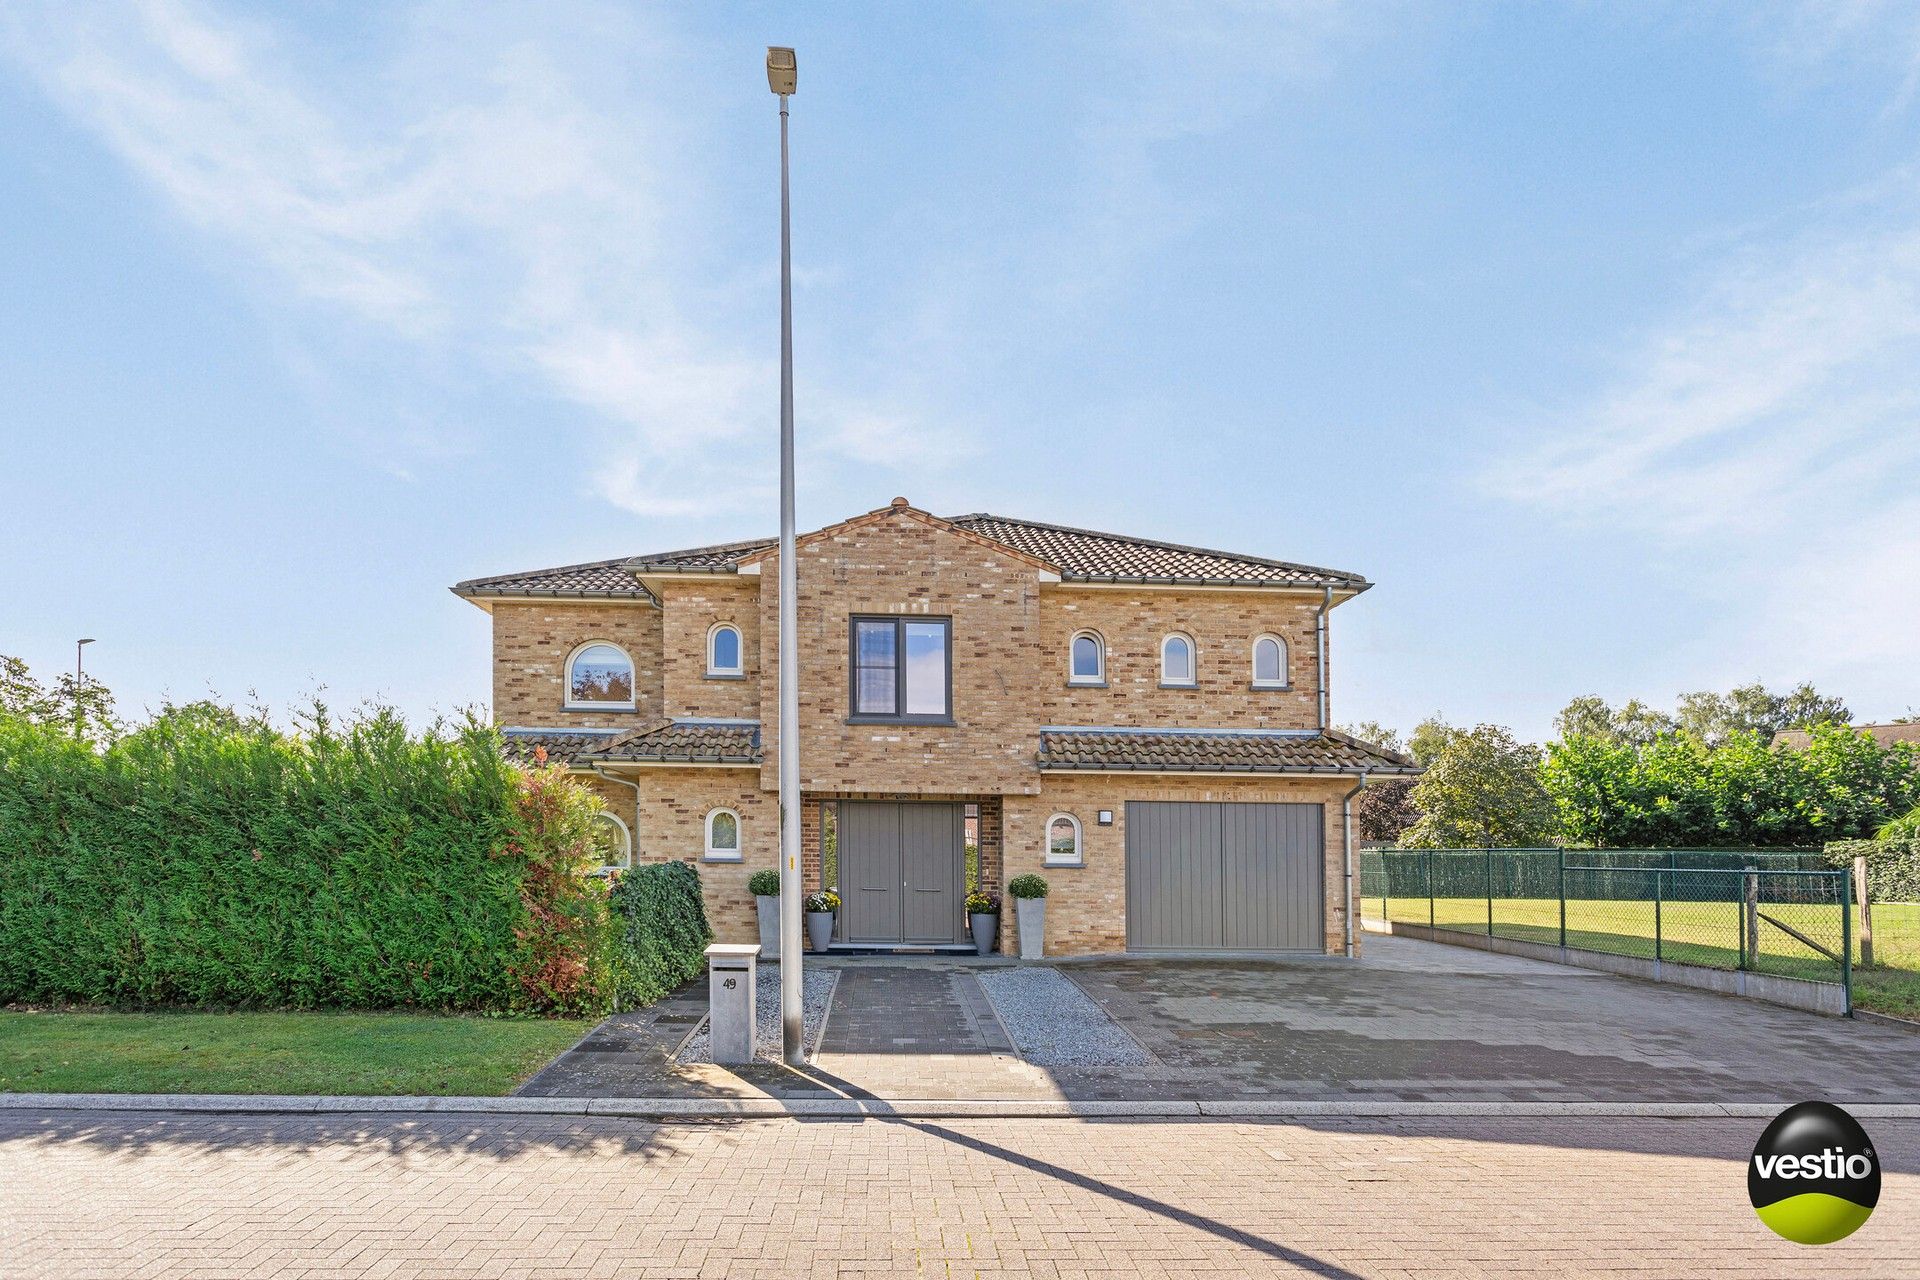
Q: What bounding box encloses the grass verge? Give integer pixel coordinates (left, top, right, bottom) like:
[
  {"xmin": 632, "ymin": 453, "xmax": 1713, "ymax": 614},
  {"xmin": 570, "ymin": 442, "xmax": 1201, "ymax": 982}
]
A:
[{"xmin": 0, "ymin": 1009, "xmax": 592, "ymax": 1096}]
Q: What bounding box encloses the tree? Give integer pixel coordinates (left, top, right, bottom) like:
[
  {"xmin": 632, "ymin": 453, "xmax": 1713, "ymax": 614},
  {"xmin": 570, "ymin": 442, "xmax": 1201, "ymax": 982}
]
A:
[
  {"xmin": 1551, "ymin": 696, "xmax": 1676, "ymax": 746},
  {"xmin": 1339, "ymin": 720, "xmax": 1403, "ymax": 755},
  {"xmin": 0, "ymin": 654, "xmax": 116, "ymax": 745},
  {"xmin": 1406, "ymin": 716, "xmax": 1462, "ymax": 767},
  {"xmin": 1675, "ymin": 681, "xmax": 1848, "ymax": 746},
  {"xmin": 1353, "ymin": 778, "xmax": 1418, "ymax": 844},
  {"xmin": 0, "ymin": 656, "xmax": 55, "ymax": 722},
  {"xmin": 1400, "ymin": 725, "xmax": 1559, "ymax": 848}
]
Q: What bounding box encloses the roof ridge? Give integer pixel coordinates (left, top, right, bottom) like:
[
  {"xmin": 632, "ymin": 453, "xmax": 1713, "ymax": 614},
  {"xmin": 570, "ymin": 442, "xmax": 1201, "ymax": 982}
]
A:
[
  {"xmin": 947, "ymin": 512, "xmax": 1367, "ymax": 585},
  {"xmin": 453, "ymin": 556, "xmax": 638, "ymax": 592}
]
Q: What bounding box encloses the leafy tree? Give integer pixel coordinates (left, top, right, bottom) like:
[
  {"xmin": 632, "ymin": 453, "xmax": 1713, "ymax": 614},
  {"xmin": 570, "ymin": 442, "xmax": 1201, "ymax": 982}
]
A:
[
  {"xmin": 0, "ymin": 653, "xmax": 116, "ymax": 745},
  {"xmin": 1353, "ymin": 778, "xmax": 1418, "ymax": 843},
  {"xmin": 1400, "ymin": 725, "xmax": 1559, "ymax": 848},
  {"xmin": 1340, "ymin": 720, "xmax": 1403, "ymax": 755},
  {"xmin": 1675, "ymin": 681, "xmax": 1848, "ymax": 746},
  {"xmin": 1406, "ymin": 716, "xmax": 1462, "ymax": 767},
  {"xmin": 1552, "ymin": 696, "xmax": 1676, "ymax": 746}
]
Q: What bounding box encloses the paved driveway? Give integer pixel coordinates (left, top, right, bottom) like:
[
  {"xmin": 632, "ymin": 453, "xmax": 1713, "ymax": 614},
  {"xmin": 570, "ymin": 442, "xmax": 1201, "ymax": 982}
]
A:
[{"xmin": 521, "ymin": 936, "xmax": 1920, "ymax": 1103}]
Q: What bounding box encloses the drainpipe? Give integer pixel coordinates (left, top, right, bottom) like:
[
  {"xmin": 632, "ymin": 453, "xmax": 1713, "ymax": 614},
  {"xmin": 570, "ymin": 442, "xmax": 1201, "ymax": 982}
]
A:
[
  {"xmin": 587, "ymin": 764, "xmax": 641, "ymax": 838},
  {"xmin": 1314, "ymin": 587, "xmax": 1333, "ymax": 731},
  {"xmin": 1339, "ymin": 769, "xmax": 1370, "ymax": 958}
]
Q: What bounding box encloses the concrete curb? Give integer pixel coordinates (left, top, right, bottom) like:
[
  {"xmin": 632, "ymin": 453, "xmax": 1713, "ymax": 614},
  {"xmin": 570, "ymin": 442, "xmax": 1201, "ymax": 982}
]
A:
[{"xmin": 7, "ymin": 1093, "xmax": 1920, "ymax": 1121}]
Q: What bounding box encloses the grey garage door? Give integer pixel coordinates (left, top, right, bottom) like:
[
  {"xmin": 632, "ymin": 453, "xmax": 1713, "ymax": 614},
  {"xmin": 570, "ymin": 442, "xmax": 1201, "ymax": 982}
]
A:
[{"xmin": 1125, "ymin": 801, "xmax": 1324, "ymax": 952}]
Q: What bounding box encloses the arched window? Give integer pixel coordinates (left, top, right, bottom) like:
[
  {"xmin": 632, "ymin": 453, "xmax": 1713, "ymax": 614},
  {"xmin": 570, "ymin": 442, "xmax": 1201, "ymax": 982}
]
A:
[
  {"xmin": 591, "ymin": 814, "xmax": 632, "ymax": 874},
  {"xmin": 708, "ymin": 623, "xmax": 743, "ymax": 676},
  {"xmin": 567, "ymin": 642, "xmax": 635, "ymax": 708},
  {"xmin": 1069, "ymin": 630, "xmax": 1105, "ymax": 684},
  {"xmin": 704, "ymin": 808, "xmax": 742, "ymax": 861},
  {"xmin": 1251, "ymin": 634, "xmax": 1288, "ymax": 689},
  {"xmin": 1044, "ymin": 813, "xmax": 1083, "ymax": 867},
  {"xmin": 1160, "ymin": 633, "xmax": 1196, "ymax": 687}
]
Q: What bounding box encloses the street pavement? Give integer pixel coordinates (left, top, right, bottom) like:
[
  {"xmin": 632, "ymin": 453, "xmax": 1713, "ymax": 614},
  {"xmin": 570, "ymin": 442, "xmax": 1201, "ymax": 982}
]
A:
[{"xmin": 3, "ymin": 1108, "xmax": 1914, "ymax": 1278}]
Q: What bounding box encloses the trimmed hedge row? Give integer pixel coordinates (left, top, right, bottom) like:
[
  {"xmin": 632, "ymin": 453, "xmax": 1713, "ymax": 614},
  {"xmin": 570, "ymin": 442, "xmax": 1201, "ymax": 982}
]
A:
[
  {"xmin": 609, "ymin": 861, "xmax": 712, "ymax": 1008},
  {"xmin": 0, "ymin": 708, "xmax": 707, "ymax": 1014},
  {"xmin": 1827, "ymin": 838, "xmax": 1920, "ymax": 903}
]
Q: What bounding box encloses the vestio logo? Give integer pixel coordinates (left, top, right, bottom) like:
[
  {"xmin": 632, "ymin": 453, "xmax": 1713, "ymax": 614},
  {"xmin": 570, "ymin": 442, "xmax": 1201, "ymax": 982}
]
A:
[{"xmin": 1749, "ymin": 1101, "xmax": 1881, "ymax": 1245}]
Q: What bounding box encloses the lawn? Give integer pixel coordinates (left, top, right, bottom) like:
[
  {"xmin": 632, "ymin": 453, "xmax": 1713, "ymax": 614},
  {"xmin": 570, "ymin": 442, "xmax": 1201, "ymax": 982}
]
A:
[
  {"xmin": 0, "ymin": 1009, "xmax": 593, "ymax": 1096},
  {"xmin": 1361, "ymin": 895, "xmax": 1920, "ymax": 1021}
]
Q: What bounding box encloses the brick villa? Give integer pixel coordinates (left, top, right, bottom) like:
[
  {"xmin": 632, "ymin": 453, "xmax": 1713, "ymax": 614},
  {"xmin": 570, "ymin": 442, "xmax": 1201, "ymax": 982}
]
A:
[{"xmin": 452, "ymin": 498, "xmax": 1416, "ymax": 956}]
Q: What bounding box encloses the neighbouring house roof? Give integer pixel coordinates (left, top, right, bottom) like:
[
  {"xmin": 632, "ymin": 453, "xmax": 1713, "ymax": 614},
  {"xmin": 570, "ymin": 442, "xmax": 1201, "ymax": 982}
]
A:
[
  {"xmin": 502, "ymin": 721, "xmax": 762, "ymax": 766},
  {"xmin": 1772, "ymin": 722, "xmax": 1920, "ymax": 750},
  {"xmin": 452, "ymin": 502, "xmax": 1368, "ymax": 600},
  {"xmin": 1036, "ymin": 727, "xmax": 1420, "ymax": 776}
]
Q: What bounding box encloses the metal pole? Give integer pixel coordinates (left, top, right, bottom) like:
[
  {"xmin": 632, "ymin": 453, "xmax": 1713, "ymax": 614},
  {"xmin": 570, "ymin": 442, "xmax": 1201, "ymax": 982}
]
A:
[
  {"xmin": 1557, "ymin": 847, "xmax": 1567, "ymax": 950},
  {"xmin": 75, "ymin": 641, "xmax": 84, "ymax": 738},
  {"xmin": 776, "ymin": 87, "xmax": 804, "ymax": 1065},
  {"xmin": 1841, "ymin": 865, "xmax": 1853, "ymax": 1016},
  {"xmin": 1653, "ymin": 869, "xmax": 1662, "ymax": 964},
  {"xmin": 1485, "ymin": 847, "xmax": 1494, "ymax": 938},
  {"xmin": 1427, "ymin": 850, "xmax": 1434, "ymax": 929}
]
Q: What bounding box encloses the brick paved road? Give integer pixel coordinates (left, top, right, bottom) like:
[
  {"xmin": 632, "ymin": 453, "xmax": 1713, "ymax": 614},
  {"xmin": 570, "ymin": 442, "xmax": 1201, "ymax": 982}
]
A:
[{"xmin": 3, "ymin": 1110, "xmax": 1913, "ymax": 1277}]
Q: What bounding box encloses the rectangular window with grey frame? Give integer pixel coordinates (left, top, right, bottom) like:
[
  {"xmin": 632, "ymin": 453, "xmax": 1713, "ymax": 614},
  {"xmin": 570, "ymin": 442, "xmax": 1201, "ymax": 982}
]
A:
[{"xmin": 849, "ymin": 615, "xmax": 952, "ymax": 721}]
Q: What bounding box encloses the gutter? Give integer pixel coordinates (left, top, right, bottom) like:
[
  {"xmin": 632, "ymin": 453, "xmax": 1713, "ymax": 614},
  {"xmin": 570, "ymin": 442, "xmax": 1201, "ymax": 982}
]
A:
[
  {"xmin": 586, "ymin": 764, "xmax": 642, "ymax": 831},
  {"xmin": 1314, "ymin": 587, "xmax": 1333, "ymax": 730},
  {"xmin": 1339, "ymin": 769, "xmax": 1371, "ymax": 958}
]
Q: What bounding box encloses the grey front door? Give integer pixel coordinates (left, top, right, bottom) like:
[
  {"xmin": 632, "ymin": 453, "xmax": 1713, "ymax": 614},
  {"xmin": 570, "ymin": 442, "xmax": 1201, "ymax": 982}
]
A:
[
  {"xmin": 838, "ymin": 802, "xmax": 966, "ymax": 945},
  {"xmin": 1126, "ymin": 801, "xmax": 1324, "ymax": 952}
]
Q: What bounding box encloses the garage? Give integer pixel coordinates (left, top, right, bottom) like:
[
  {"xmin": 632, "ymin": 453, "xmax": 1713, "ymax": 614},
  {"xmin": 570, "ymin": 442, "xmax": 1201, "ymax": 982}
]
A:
[{"xmin": 1125, "ymin": 800, "xmax": 1325, "ymax": 952}]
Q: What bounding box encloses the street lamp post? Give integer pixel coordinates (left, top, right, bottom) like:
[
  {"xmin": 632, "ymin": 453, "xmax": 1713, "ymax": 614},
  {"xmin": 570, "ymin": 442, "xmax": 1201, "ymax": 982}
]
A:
[
  {"xmin": 74, "ymin": 638, "xmax": 95, "ymax": 739},
  {"xmin": 767, "ymin": 45, "xmax": 804, "ymax": 1065}
]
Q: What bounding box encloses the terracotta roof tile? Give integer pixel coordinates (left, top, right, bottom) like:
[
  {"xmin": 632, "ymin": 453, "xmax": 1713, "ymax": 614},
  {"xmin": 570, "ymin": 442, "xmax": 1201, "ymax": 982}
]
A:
[
  {"xmin": 585, "ymin": 720, "xmax": 762, "ymax": 764},
  {"xmin": 453, "ymin": 559, "xmax": 649, "ymax": 599},
  {"xmin": 1037, "ymin": 728, "xmax": 1419, "ymax": 775}
]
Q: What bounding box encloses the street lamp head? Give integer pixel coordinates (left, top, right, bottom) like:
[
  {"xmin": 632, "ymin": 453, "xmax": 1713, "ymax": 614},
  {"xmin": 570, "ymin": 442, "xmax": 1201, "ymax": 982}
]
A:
[
  {"xmin": 77, "ymin": 638, "xmax": 95, "ymax": 647},
  {"xmin": 766, "ymin": 46, "xmax": 796, "ymax": 95}
]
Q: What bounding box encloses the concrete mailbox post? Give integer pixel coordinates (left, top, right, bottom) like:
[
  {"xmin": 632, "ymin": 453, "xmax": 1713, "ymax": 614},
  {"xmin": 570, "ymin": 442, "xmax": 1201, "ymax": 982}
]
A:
[{"xmin": 705, "ymin": 943, "xmax": 761, "ymax": 1064}]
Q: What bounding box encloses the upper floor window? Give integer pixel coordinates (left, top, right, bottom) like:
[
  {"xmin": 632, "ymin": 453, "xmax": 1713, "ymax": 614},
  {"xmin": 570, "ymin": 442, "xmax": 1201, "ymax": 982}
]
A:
[
  {"xmin": 567, "ymin": 642, "xmax": 635, "ymax": 708},
  {"xmin": 705, "ymin": 808, "xmax": 741, "ymax": 861},
  {"xmin": 850, "ymin": 616, "xmax": 951, "ymax": 721},
  {"xmin": 1160, "ymin": 633, "xmax": 1196, "ymax": 687},
  {"xmin": 1069, "ymin": 630, "xmax": 1105, "ymax": 685},
  {"xmin": 590, "ymin": 814, "xmax": 632, "ymax": 875},
  {"xmin": 1251, "ymin": 634, "xmax": 1289, "ymax": 689},
  {"xmin": 708, "ymin": 623, "xmax": 743, "ymax": 676}
]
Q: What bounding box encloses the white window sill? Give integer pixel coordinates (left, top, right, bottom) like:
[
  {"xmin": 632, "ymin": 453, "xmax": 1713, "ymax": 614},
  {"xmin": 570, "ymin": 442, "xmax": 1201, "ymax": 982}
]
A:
[
  {"xmin": 703, "ymin": 852, "xmax": 743, "ymax": 863},
  {"xmin": 563, "ymin": 704, "xmax": 638, "ymax": 713},
  {"xmin": 1250, "ymin": 681, "xmax": 1290, "ymax": 691},
  {"xmin": 1043, "ymin": 859, "xmax": 1084, "ymax": 869}
]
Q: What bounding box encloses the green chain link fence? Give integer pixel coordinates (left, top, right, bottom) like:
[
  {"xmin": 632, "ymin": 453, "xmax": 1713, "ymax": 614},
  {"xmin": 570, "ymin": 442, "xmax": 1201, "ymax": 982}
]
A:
[{"xmin": 1359, "ymin": 848, "xmax": 1850, "ymax": 1005}]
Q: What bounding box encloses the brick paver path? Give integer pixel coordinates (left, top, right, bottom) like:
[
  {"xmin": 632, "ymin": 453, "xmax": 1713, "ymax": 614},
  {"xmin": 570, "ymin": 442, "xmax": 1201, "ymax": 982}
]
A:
[{"xmin": 3, "ymin": 1109, "xmax": 1913, "ymax": 1277}]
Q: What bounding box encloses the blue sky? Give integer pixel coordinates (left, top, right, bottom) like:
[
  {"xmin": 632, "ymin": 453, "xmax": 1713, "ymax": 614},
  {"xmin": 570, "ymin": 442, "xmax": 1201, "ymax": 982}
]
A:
[{"xmin": 4, "ymin": 2, "xmax": 1918, "ymax": 741}]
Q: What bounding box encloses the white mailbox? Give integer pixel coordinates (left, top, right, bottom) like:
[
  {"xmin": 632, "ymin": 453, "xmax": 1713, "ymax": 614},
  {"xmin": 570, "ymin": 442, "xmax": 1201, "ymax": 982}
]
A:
[{"xmin": 704, "ymin": 943, "xmax": 761, "ymax": 1064}]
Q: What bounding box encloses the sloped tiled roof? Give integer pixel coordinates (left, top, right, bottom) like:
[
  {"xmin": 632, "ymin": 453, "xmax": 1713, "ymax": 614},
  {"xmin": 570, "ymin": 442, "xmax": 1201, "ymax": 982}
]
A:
[
  {"xmin": 452, "ymin": 558, "xmax": 651, "ymax": 599},
  {"xmin": 948, "ymin": 514, "xmax": 1366, "ymax": 588},
  {"xmin": 501, "ymin": 727, "xmax": 622, "ymax": 763},
  {"xmin": 586, "ymin": 720, "xmax": 762, "ymax": 764},
  {"xmin": 455, "ymin": 505, "xmax": 1367, "ymax": 598},
  {"xmin": 1037, "ymin": 727, "xmax": 1419, "ymax": 775}
]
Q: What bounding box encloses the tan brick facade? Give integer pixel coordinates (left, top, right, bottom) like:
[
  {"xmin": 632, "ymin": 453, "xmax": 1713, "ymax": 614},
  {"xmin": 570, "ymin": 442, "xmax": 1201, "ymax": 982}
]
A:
[{"xmin": 480, "ymin": 504, "xmax": 1372, "ymax": 958}]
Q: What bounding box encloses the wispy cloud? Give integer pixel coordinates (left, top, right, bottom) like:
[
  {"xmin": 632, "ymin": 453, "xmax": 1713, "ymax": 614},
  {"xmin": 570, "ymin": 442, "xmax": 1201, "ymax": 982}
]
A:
[{"xmin": 0, "ymin": 0, "xmax": 952, "ymax": 516}]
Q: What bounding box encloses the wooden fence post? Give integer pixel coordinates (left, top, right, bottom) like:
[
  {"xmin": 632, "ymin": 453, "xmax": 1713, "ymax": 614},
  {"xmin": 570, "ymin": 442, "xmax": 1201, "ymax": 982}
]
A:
[{"xmin": 1743, "ymin": 865, "xmax": 1759, "ymax": 970}]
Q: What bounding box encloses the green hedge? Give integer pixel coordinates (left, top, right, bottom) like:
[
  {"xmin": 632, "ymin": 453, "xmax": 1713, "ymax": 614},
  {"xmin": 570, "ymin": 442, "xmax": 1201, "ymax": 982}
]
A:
[
  {"xmin": 1827, "ymin": 838, "xmax": 1920, "ymax": 903},
  {"xmin": 608, "ymin": 861, "xmax": 712, "ymax": 1008},
  {"xmin": 0, "ymin": 708, "xmax": 711, "ymax": 1014}
]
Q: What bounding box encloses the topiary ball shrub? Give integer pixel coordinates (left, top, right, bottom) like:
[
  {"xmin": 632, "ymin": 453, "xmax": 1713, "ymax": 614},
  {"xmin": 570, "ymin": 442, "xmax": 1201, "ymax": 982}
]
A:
[
  {"xmin": 1007, "ymin": 874, "xmax": 1049, "ymax": 899},
  {"xmin": 747, "ymin": 869, "xmax": 781, "ymax": 898}
]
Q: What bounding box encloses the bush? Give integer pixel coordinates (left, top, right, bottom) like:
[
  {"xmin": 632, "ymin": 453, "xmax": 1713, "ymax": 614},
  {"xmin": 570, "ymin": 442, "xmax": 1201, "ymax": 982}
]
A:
[
  {"xmin": 607, "ymin": 861, "xmax": 712, "ymax": 1008},
  {"xmin": 747, "ymin": 869, "xmax": 781, "ymax": 897},
  {"xmin": 965, "ymin": 891, "xmax": 999, "ymax": 914},
  {"xmin": 0, "ymin": 706, "xmax": 638, "ymax": 1015},
  {"xmin": 1008, "ymin": 874, "xmax": 1048, "ymax": 899},
  {"xmin": 1827, "ymin": 838, "xmax": 1920, "ymax": 903}
]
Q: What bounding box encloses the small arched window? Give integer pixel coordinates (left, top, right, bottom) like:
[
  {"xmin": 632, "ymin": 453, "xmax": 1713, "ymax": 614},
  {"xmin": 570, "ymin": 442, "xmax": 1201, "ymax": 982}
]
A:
[
  {"xmin": 708, "ymin": 623, "xmax": 743, "ymax": 676},
  {"xmin": 591, "ymin": 814, "xmax": 632, "ymax": 874},
  {"xmin": 1069, "ymin": 631, "xmax": 1105, "ymax": 684},
  {"xmin": 1160, "ymin": 633, "xmax": 1196, "ymax": 687},
  {"xmin": 704, "ymin": 808, "xmax": 741, "ymax": 861},
  {"xmin": 1252, "ymin": 634, "xmax": 1288, "ymax": 689},
  {"xmin": 1044, "ymin": 813, "xmax": 1083, "ymax": 867},
  {"xmin": 567, "ymin": 642, "xmax": 635, "ymax": 708}
]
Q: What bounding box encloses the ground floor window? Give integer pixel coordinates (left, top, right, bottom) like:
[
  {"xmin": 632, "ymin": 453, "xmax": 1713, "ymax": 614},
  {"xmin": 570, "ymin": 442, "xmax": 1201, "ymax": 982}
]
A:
[
  {"xmin": 591, "ymin": 813, "xmax": 631, "ymax": 873},
  {"xmin": 704, "ymin": 808, "xmax": 741, "ymax": 861},
  {"xmin": 1045, "ymin": 813, "xmax": 1083, "ymax": 867}
]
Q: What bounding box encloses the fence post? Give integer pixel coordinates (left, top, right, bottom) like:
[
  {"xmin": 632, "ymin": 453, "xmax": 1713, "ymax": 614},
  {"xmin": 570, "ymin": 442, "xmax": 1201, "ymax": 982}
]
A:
[
  {"xmin": 1653, "ymin": 869, "xmax": 1663, "ymax": 964},
  {"xmin": 1381, "ymin": 851, "xmax": 1390, "ymax": 927},
  {"xmin": 1427, "ymin": 850, "xmax": 1435, "ymax": 929},
  {"xmin": 1485, "ymin": 847, "xmax": 1494, "ymax": 938},
  {"xmin": 1557, "ymin": 847, "xmax": 1567, "ymax": 950},
  {"xmin": 1742, "ymin": 865, "xmax": 1759, "ymax": 970},
  {"xmin": 1841, "ymin": 865, "xmax": 1854, "ymax": 1016},
  {"xmin": 1853, "ymin": 856, "xmax": 1874, "ymax": 969}
]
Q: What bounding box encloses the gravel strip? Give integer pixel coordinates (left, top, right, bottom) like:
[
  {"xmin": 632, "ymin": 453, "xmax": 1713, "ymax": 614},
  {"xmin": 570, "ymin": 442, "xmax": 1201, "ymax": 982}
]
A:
[
  {"xmin": 676, "ymin": 967, "xmax": 838, "ymax": 1064},
  {"xmin": 977, "ymin": 967, "xmax": 1150, "ymax": 1067}
]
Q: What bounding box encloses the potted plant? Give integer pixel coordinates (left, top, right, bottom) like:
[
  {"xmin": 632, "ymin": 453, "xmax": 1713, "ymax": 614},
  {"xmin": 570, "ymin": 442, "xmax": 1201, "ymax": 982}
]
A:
[
  {"xmin": 966, "ymin": 891, "xmax": 1000, "ymax": 955},
  {"xmin": 804, "ymin": 890, "xmax": 840, "ymax": 953},
  {"xmin": 748, "ymin": 868, "xmax": 781, "ymax": 959},
  {"xmin": 1007, "ymin": 874, "xmax": 1048, "ymax": 960}
]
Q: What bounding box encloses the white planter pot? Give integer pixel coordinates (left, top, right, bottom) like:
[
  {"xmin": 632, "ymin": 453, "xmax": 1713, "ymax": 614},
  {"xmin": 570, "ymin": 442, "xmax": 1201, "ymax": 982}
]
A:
[
  {"xmin": 806, "ymin": 911, "xmax": 835, "ymax": 954},
  {"xmin": 755, "ymin": 894, "xmax": 780, "ymax": 960},
  {"xmin": 1015, "ymin": 897, "xmax": 1046, "ymax": 960}
]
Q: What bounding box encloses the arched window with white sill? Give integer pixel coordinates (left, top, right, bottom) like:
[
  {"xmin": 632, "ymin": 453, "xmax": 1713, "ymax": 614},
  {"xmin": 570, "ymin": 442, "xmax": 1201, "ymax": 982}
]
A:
[
  {"xmin": 708, "ymin": 623, "xmax": 743, "ymax": 676},
  {"xmin": 566, "ymin": 642, "xmax": 635, "ymax": 708},
  {"xmin": 705, "ymin": 808, "xmax": 742, "ymax": 861},
  {"xmin": 1160, "ymin": 633, "xmax": 1196, "ymax": 687},
  {"xmin": 1069, "ymin": 630, "xmax": 1105, "ymax": 684},
  {"xmin": 1251, "ymin": 634, "xmax": 1289, "ymax": 689}
]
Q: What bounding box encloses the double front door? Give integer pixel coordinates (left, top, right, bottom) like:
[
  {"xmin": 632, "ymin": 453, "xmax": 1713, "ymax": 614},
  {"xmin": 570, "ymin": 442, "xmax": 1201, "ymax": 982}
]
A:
[{"xmin": 837, "ymin": 802, "xmax": 967, "ymax": 946}]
